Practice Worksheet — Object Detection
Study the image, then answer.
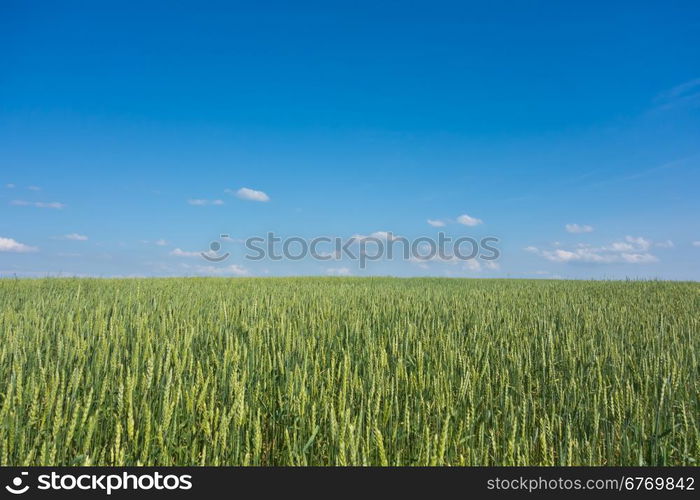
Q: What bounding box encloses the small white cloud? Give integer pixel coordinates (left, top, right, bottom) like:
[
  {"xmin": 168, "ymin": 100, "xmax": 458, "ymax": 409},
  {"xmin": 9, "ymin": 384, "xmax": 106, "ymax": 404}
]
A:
[
  {"xmin": 225, "ymin": 264, "xmax": 248, "ymax": 275},
  {"xmin": 10, "ymin": 200, "xmax": 65, "ymax": 209},
  {"xmin": 565, "ymin": 223, "xmax": 594, "ymax": 233},
  {"xmin": 655, "ymin": 240, "xmax": 674, "ymax": 248},
  {"xmin": 28, "ymin": 185, "xmax": 41, "ymax": 191},
  {"xmin": 620, "ymin": 253, "xmax": 658, "ymax": 264},
  {"xmin": 693, "ymin": 241, "xmax": 700, "ymax": 247},
  {"xmin": 5, "ymin": 183, "xmax": 15, "ymax": 188},
  {"xmin": 370, "ymin": 231, "xmax": 401, "ymax": 241},
  {"xmin": 326, "ymin": 267, "xmax": 352, "ymax": 276},
  {"xmin": 608, "ymin": 242, "xmax": 635, "ymax": 252},
  {"xmin": 170, "ymin": 248, "xmax": 202, "ymax": 257},
  {"xmin": 229, "ymin": 187, "xmax": 270, "ymax": 202},
  {"xmin": 463, "ymin": 259, "xmax": 482, "ymax": 271},
  {"xmin": 193, "ymin": 264, "xmax": 248, "ymax": 276},
  {"xmin": 155, "ymin": 239, "xmax": 168, "ymax": 246},
  {"xmin": 427, "ymin": 219, "xmax": 446, "ymax": 227},
  {"xmin": 36, "ymin": 202, "xmax": 65, "ymax": 209},
  {"xmin": 187, "ymin": 199, "xmax": 224, "ymax": 206},
  {"xmin": 457, "ymin": 214, "xmax": 483, "ymax": 226},
  {"xmin": 0, "ymin": 236, "xmax": 38, "ymax": 253},
  {"xmin": 175, "ymin": 262, "xmax": 248, "ymax": 275},
  {"xmin": 624, "ymin": 236, "xmax": 651, "ymax": 251},
  {"xmin": 350, "ymin": 231, "xmax": 403, "ymax": 242},
  {"xmin": 62, "ymin": 233, "xmax": 88, "ymax": 241}
]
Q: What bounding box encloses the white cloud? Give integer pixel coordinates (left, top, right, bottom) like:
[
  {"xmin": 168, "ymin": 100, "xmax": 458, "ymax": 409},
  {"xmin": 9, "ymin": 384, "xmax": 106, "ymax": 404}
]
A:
[
  {"xmin": 220, "ymin": 235, "xmax": 245, "ymax": 243},
  {"xmin": 608, "ymin": 242, "xmax": 635, "ymax": 252},
  {"xmin": 36, "ymin": 202, "xmax": 65, "ymax": 209},
  {"xmin": 0, "ymin": 237, "xmax": 38, "ymax": 253},
  {"xmin": 62, "ymin": 233, "xmax": 88, "ymax": 241},
  {"xmin": 693, "ymin": 241, "xmax": 700, "ymax": 247},
  {"xmin": 565, "ymin": 223, "xmax": 594, "ymax": 233},
  {"xmin": 457, "ymin": 214, "xmax": 483, "ymax": 226},
  {"xmin": 10, "ymin": 200, "xmax": 66, "ymax": 209},
  {"xmin": 623, "ymin": 236, "xmax": 651, "ymax": 251},
  {"xmin": 5, "ymin": 183, "xmax": 15, "ymax": 188},
  {"xmin": 28, "ymin": 185, "xmax": 41, "ymax": 191},
  {"xmin": 620, "ymin": 253, "xmax": 658, "ymax": 264},
  {"xmin": 173, "ymin": 262, "xmax": 248, "ymax": 275},
  {"xmin": 229, "ymin": 187, "xmax": 270, "ymax": 202},
  {"xmin": 427, "ymin": 219, "xmax": 446, "ymax": 227},
  {"xmin": 187, "ymin": 199, "xmax": 224, "ymax": 206},
  {"xmin": 655, "ymin": 240, "xmax": 674, "ymax": 248},
  {"xmin": 525, "ymin": 235, "xmax": 658, "ymax": 264},
  {"xmin": 326, "ymin": 267, "xmax": 352, "ymax": 276},
  {"xmin": 369, "ymin": 231, "xmax": 400, "ymax": 241},
  {"xmin": 463, "ymin": 259, "xmax": 482, "ymax": 271},
  {"xmin": 155, "ymin": 239, "xmax": 168, "ymax": 246},
  {"xmin": 350, "ymin": 231, "xmax": 403, "ymax": 242},
  {"xmin": 170, "ymin": 248, "xmax": 202, "ymax": 257},
  {"xmin": 192, "ymin": 264, "xmax": 248, "ymax": 276}
]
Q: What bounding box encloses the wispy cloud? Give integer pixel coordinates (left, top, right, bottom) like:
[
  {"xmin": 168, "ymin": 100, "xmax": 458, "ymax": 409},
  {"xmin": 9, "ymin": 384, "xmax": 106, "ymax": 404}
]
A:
[
  {"xmin": 693, "ymin": 241, "xmax": 700, "ymax": 247},
  {"xmin": 456, "ymin": 214, "xmax": 483, "ymax": 226},
  {"xmin": 464, "ymin": 259, "xmax": 483, "ymax": 271},
  {"xmin": 427, "ymin": 219, "xmax": 446, "ymax": 227},
  {"xmin": 5, "ymin": 183, "xmax": 15, "ymax": 189},
  {"xmin": 187, "ymin": 199, "xmax": 224, "ymax": 206},
  {"xmin": 0, "ymin": 236, "xmax": 38, "ymax": 253},
  {"xmin": 654, "ymin": 78, "xmax": 700, "ymax": 110},
  {"xmin": 58, "ymin": 233, "xmax": 88, "ymax": 241},
  {"xmin": 655, "ymin": 240, "xmax": 674, "ymax": 248},
  {"xmin": 565, "ymin": 223, "xmax": 594, "ymax": 234},
  {"xmin": 584, "ymin": 156, "xmax": 696, "ymax": 190},
  {"xmin": 28, "ymin": 185, "xmax": 41, "ymax": 191},
  {"xmin": 350, "ymin": 231, "xmax": 403, "ymax": 242},
  {"xmin": 227, "ymin": 187, "xmax": 270, "ymax": 202},
  {"xmin": 525, "ymin": 236, "xmax": 658, "ymax": 264},
  {"xmin": 155, "ymin": 239, "xmax": 168, "ymax": 246},
  {"xmin": 179, "ymin": 263, "xmax": 248, "ymax": 276},
  {"xmin": 10, "ymin": 200, "xmax": 66, "ymax": 209},
  {"xmin": 170, "ymin": 248, "xmax": 202, "ymax": 257}
]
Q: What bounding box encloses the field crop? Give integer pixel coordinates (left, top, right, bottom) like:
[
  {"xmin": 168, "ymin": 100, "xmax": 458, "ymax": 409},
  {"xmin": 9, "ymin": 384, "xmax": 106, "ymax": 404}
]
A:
[{"xmin": 0, "ymin": 277, "xmax": 698, "ymax": 466}]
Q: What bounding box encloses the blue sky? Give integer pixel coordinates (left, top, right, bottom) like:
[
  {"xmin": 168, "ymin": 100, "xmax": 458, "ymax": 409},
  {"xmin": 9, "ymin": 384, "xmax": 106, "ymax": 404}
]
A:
[{"xmin": 1, "ymin": 1, "xmax": 699, "ymax": 279}]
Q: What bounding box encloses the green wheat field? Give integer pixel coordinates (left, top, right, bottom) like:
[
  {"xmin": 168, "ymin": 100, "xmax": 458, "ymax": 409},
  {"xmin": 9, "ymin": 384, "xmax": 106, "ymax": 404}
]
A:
[{"xmin": 0, "ymin": 278, "xmax": 698, "ymax": 466}]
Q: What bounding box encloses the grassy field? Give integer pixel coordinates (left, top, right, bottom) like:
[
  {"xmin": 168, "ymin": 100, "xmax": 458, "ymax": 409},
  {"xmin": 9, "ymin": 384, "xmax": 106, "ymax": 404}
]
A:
[{"xmin": 0, "ymin": 277, "xmax": 698, "ymax": 466}]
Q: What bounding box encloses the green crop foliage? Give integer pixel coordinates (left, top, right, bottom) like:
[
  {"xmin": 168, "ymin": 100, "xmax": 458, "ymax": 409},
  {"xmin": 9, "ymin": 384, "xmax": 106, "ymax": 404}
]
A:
[{"xmin": 0, "ymin": 277, "xmax": 698, "ymax": 466}]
